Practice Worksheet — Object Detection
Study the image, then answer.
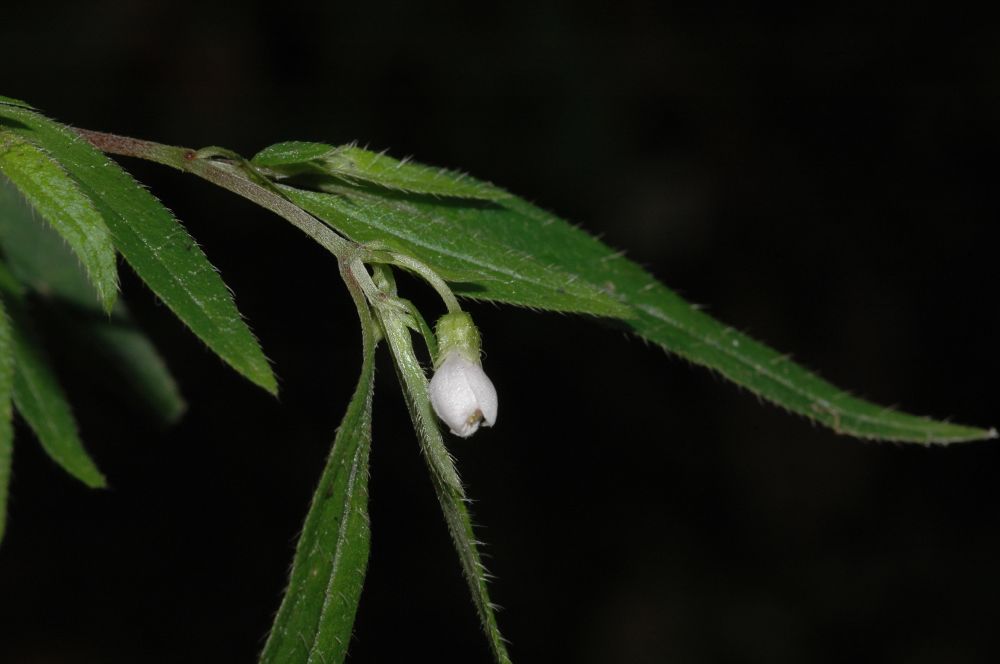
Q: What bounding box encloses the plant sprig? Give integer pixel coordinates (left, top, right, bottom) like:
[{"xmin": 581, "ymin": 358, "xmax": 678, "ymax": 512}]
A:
[{"xmin": 0, "ymin": 96, "xmax": 993, "ymax": 664}]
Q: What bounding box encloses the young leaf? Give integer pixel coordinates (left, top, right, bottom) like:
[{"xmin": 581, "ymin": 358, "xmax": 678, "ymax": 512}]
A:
[
  {"xmin": 0, "ymin": 296, "xmax": 15, "ymax": 545},
  {"xmin": 0, "ymin": 132, "xmax": 119, "ymax": 312},
  {"xmin": 0, "ymin": 179, "xmax": 185, "ymax": 424},
  {"xmin": 279, "ymin": 179, "xmax": 992, "ymax": 444},
  {"xmin": 260, "ymin": 316, "xmax": 377, "ymax": 664},
  {"xmin": 0, "ymin": 105, "xmax": 277, "ymax": 394},
  {"xmin": 4, "ymin": 299, "xmax": 105, "ymax": 488},
  {"xmin": 253, "ymin": 141, "xmax": 508, "ymax": 201}
]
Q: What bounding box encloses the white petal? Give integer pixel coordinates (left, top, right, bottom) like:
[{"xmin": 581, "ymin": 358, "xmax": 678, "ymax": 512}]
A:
[
  {"xmin": 429, "ymin": 351, "xmax": 498, "ymax": 438},
  {"xmin": 466, "ymin": 362, "xmax": 498, "ymax": 427}
]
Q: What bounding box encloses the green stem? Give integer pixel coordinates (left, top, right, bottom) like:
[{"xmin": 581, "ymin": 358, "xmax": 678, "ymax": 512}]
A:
[
  {"xmin": 399, "ymin": 296, "xmax": 439, "ymax": 360},
  {"xmin": 340, "ymin": 260, "xmax": 379, "ymax": 354},
  {"xmin": 381, "ymin": 251, "xmax": 461, "ymax": 314},
  {"xmin": 75, "ymin": 129, "xmax": 357, "ymax": 260},
  {"xmin": 77, "ymin": 129, "xmax": 465, "ymax": 323}
]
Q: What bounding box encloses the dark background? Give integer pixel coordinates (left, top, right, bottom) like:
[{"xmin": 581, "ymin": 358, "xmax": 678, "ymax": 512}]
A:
[{"xmin": 1, "ymin": 2, "xmax": 999, "ymax": 663}]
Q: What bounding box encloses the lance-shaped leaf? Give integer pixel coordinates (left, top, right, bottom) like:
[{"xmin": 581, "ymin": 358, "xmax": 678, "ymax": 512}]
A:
[
  {"xmin": 0, "ymin": 132, "xmax": 118, "ymax": 312},
  {"xmin": 66, "ymin": 318, "xmax": 186, "ymax": 426},
  {"xmin": 278, "ymin": 176, "xmax": 991, "ymax": 444},
  {"xmin": 0, "ymin": 176, "xmax": 104, "ymax": 306},
  {"xmin": 254, "ymin": 141, "xmax": 508, "ymax": 201},
  {"xmin": 0, "ymin": 295, "xmax": 15, "ymax": 545},
  {"xmin": 0, "ymin": 179, "xmax": 185, "ymax": 424},
  {"xmin": 498, "ymin": 196, "xmax": 996, "ymax": 444},
  {"xmin": 0, "ymin": 104, "xmax": 277, "ymax": 394},
  {"xmin": 2, "ymin": 295, "xmax": 105, "ymax": 489},
  {"xmin": 426, "ymin": 456, "xmax": 511, "ymax": 664},
  {"xmin": 260, "ymin": 316, "xmax": 376, "ymax": 664},
  {"xmin": 377, "ymin": 300, "xmax": 510, "ymax": 664}
]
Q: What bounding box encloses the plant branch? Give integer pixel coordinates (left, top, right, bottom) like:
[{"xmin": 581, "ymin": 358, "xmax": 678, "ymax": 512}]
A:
[{"xmin": 76, "ymin": 129, "xmax": 357, "ymax": 260}]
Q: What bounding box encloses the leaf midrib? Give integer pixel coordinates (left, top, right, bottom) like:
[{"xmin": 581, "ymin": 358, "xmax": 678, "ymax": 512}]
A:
[{"xmin": 306, "ymin": 431, "xmax": 369, "ymax": 663}]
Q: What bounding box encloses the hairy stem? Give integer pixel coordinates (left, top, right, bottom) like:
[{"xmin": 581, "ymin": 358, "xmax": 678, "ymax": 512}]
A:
[
  {"xmin": 76, "ymin": 129, "xmax": 356, "ymax": 260},
  {"xmin": 382, "ymin": 251, "xmax": 461, "ymax": 314}
]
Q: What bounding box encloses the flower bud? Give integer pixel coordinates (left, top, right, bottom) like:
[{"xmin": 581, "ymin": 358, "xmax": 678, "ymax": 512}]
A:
[{"xmin": 428, "ymin": 312, "xmax": 497, "ymax": 438}]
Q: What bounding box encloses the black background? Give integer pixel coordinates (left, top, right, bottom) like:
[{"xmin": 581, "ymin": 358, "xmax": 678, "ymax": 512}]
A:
[{"xmin": 1, "ymin": 2, "xmax": 999, "ymax": 663}]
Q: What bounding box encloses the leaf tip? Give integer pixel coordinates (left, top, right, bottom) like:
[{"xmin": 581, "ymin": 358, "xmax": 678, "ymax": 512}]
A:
[
  {"xmin": 162, "ymin": 398, "xmax": 189, "ymax": 426},
  {"xmin": 253, "ymin": 367, "xmax": 280, "ymax": 397},
  {"xmin": 0, "ymin": 95, "xmax": 35, "ymax": 110},
  {"xmin": 931, "ymin": 422, "xmax": 998, "ymax": 445},
  {"xmin": 80, "ymin": 468, "xmax": 108, "ymax": 489},
  {"xmin": 98, "ymin": 289, "xmax": 119, "ymax": 316}
]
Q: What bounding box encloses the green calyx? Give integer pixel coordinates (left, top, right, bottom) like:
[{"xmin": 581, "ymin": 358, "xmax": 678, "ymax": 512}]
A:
[{"xmin": 434, "ymin": 311, "xmax": 481, "ymax": 368}]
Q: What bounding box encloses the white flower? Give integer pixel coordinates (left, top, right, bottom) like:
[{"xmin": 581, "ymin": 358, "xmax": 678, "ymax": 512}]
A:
[
  {"xmin": 429, "ymin": 350, "xmax": 498, "ymax": 438},
  {"xmin": 428, "ymin": 310, "xmax": 498, "ymax": 438}
]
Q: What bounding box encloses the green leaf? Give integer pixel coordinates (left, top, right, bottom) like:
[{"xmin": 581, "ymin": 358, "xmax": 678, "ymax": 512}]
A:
[
  {"xmin": 280, "ymin": 185, "xmax": 631, "ymax": 319},
  {"xmin": 376, "ymin": 296, "xmax": 509, "ymax": 664},
  {"xmin": 0, "ymin": 179, "xmax": 185, "ymax": 424},
  {"xmin": 252, "ymin": 141, "xmax": 332, "ymax": 166},
  {"xmin": 278, "ymin": 175, "xmax": 992, "ymax": 444},
  {"xmin": 5, "ymin": 297, "xmax": 105, "ymax": 488},
  {"xmin": 0, "ymin": 105, "xmax": 277, "ymax": 394},
  {"xmin": 497, "ymin": 192, "xmax": 996, "ymax": 444},
  {"xmin": 260, "ymin": 318, "xmax": 377, "ymax": 664},
  {"xmin": 426, "ymin": 458, "xmax": 511, "ymax": 664},
  {"xmin": 0, "ymin": 96, "xmax": 33, "ymax": 109},
  {"xmin": 0, "ymin": 176, "xmax": 108, "ymax": 306},
  {"xmin": 0, "ymin": 295, "xmax": 15, "ymax": 546},
  {"xmin": 69, "ymin": 317, "xmax": 186, "ymax": 425},
  {"xmin": 625, "ymin": 281, "xmax": 994, "ymax": 444},
  {"xmin": 253, "ymin": 141, "xmax": 508, "ymax": 201},
  {"xmin": 0, "ymin": 132, "xmax": 119, "ymax": 312}
]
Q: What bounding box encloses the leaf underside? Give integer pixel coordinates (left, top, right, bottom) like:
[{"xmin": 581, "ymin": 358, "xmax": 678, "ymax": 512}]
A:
[
  {"xmin": 0, "ymin": 103, "xmax": 276, "ymax": 394},
  {"xmin": 259, "ymin": 145, "xmax": 993, "ymax": 444},
  {"xmin": 259, "ymin": 331, "xmax": 376, "ymax": 664}
]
